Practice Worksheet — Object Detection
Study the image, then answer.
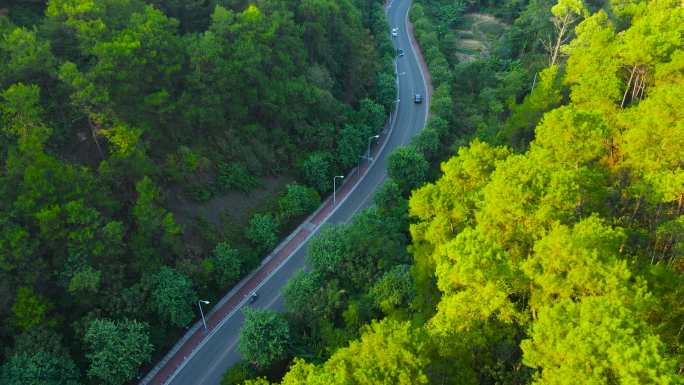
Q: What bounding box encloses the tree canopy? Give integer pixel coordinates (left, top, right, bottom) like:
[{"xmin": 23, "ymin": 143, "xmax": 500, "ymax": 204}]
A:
[
  {"xmin": 0, "ymin": 0, "xmax": 395, "ymax": 380},
  {"xmin": 256, "ymin": 0, "xmax": 684, "ymax": 384}
]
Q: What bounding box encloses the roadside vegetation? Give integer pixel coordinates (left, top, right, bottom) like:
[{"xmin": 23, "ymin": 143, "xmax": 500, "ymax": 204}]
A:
[
  {"xmin": 0, "ymin": 0, "xmax": 396, "ymax": 384},
  {"xmin": 230, "ymin": 0, "xmax": 684, "ymax": 383}
]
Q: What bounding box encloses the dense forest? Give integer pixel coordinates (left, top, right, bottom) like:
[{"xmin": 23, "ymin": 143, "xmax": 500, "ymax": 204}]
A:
[
  {"xmin": 230, "ymin": 0, "xmax": 684, "ymax": 383},
  {"xmin": 0, "ymin": 0, "xmax": 397, "ymax": 384}
]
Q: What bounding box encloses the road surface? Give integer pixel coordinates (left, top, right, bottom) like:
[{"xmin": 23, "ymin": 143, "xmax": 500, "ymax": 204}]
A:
[{"xmin": 147, "ymin": 0, "xmax": 428, "ymax": 383}]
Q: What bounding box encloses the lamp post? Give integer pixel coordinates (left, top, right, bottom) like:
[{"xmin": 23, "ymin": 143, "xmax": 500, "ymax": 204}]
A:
[
  {"xmin": 333, "ymin": 175, "xmax": 344, "ymax": 207},
  {"xmin": 367, "ymin": 135, "xmax": 380, "ymax": 161},
  {"xmin": 198, "ymin": 300, "xmax": 210, "ymax": 332}
]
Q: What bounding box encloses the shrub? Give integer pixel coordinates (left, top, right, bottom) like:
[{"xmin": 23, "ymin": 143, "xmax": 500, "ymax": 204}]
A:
[
  {"xmin": 216, "ymin": 162, "xmax": 259, "ymax": 193},
  {"xmin": 299, "ymin": 152, "xmax": 333, "ymax": 193},
  {"xmin": 246, "ymin": 213, "xmax": 279, "ymax": 254},
  {"xmin": 278, "ymin": 183, "xmax": 321, "ymax": 222},
  {"xmin": 387, "ymin": 146, "xmax": 429, "ymax": 193}
]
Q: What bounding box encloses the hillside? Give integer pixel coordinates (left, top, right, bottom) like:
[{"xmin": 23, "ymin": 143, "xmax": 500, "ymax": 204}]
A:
[
  {"xmin": 0, "ymin": 0, "xmax": 395, "ymax": 384},
  {"xmin": 229, "ymin": 0, "xmax": 684, "ymax": 384}
]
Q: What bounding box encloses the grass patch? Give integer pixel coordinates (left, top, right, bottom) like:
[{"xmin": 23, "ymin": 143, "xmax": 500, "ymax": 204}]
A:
[
  {"xmin": 456, "ymin": 30, "xmax": 476, "ymax": 39},
  {"xmin": 455, "ymin": 46, "xmax": 481, "ymax": 56},
  {"xmin": 452, "ymin": 13, "xmax": 509, "ymax": 61},
  {"xmin": 477, "ymin": 21, "xmax": 506, "ymax": 36}
]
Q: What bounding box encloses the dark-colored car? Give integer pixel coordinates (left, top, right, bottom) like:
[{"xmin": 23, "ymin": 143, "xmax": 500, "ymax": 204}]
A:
[
  {"xmin": 414, "ymin": 94, "xmax": 423, "ymax": 104},
  {"xmin": 398, "ymin": 49, "xmax": 404, "ymax": 57},
  {"xmin": 248, "ymin": 292, "xmax": 259, "ymax": 304}
]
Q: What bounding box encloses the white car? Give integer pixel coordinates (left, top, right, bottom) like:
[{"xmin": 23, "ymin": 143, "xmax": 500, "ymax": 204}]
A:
[{"xmin": 391, "ymin": 27, "xmax": 398, "ymax": 37}]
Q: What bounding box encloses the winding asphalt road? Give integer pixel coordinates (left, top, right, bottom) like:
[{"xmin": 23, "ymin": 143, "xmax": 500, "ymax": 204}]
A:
[{"xmin": 152, "ymin": 0, "xmax": 428, "ymax": 383}]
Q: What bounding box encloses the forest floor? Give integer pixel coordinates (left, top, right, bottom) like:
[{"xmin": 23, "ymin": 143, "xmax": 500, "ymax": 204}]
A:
[
  {"xmin": 453, "ymin": 13, "xmax": 508, "ymax": 62},
  {"xmin": 167, "ymin": 175, "xmax": 292, "ymax": 254}
]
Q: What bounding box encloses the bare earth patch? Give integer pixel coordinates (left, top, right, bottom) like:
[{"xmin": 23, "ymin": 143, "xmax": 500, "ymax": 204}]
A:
[
  {"xmin": 166, "ymin": 175, "xmax": 293, "ymax": 255},
  {"xmin": 167, "ymin": 175, "xmax": 292, "ymax": 227},
  {"xmin": 454, "ymin": 13, "xmax": 509, "ymax": 62}
]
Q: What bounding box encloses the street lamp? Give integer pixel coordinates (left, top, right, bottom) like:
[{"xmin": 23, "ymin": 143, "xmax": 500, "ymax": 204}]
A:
[
  {"xmin": 333, "ymin": 175, "xmax": 344, "ymax": 207},
  {"xmin": 198, "ymin": 300, "xmax": 210, "ymax": 332},
  {"xmin": 367, "ymin": 135, "xmax": 380, "ymax": 161}
]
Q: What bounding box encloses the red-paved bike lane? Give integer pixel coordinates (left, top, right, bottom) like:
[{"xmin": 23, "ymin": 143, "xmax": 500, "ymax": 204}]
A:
[
  {"xmin": 140, "ymin": 0, "xmax": 439, "ymax": 376},
  {"xmin": 146, "ymin": 153, "xmax": 371, "ymax": 385},
  {"xmin": 142, "ymin": 1, "xmax": 435, "ymax": 376}
]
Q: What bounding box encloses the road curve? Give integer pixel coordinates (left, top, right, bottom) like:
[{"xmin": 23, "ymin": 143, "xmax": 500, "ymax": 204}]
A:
[{"xmin": 144, "ymin": 0, "xmax": 428, "ymax": 383}]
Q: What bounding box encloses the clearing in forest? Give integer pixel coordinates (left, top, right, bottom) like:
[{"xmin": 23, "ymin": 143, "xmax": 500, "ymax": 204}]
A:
[{"xmin": 453, "ymin": 13, "xmax": 508, "ymax": 62}]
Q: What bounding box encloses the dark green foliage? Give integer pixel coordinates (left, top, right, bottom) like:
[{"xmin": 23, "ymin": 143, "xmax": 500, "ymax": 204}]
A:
[
  {"xmin": 355, "ymin": 98, "xmax": 386, "ymax": 134},
  {"xmin": 246, "ymin": 213, "xmax": 280, "ymax": 254},
  {"xmin": 411, "ymin": 127, "xmax": 441, "ymax": 160},
  {"xmin": 0, "ymin": 352, "xmax": 81, "ymax": 385},
  {"xmin": 210, "ymin": 242, "xmax": 243, "ymax": 287},
  {"xmin": 216, "ymin": 163, "xmax": 260, "ymax": 193},
  {"xmin": 369, "ymin": 265, "xmax": 415, "ymax": 315},
  {"xmin": 376, "ymin": 72, "xmax": 398, "ymax": 111},
  {"xmin": 307, "ymin": 225, "xmax": 349, "ymax": 275},
  {"xmin": 277, "ymin": 183, "xmax": 321, "ymax": 222},
  {"xmin": 337, "ymin": 123, "xmax": 370, "ymax": 169},
  {"xmin": 1, "ymin": 0, "xmax": 393, "ymax": 377},
  {"xmin": 150, "ymin": 266, "xmax": 198, "ymax": 327},
  {"xmin": 239, "ymin": 308, "xmax": 290, "ymax": 368},
  {"xmin": 373, "ymin": 178, "xmax": 408, "ymax": 221},
  {"xmin": 220, "ymin": 360, "xmax": 258, "ymax": 385},
  {"xmin": 274, "ymin": 204, "xmax": 410, "ymax": 364},
  {"xmin": 387, "ymin": 146, "xmax": 429, "ymax": 192},
  {"xmin": 84, "ymin": 319, "xmax": 152, "ymax": 385},
  {"xmin": 282, "ymin": 270, "xmax": 324, "ymax": 321},
  {"xmin": 299, "ymin": 152, "xmax": 334, "ymax": 193},
  {"xmin": 262, "ymin": 1, "xmax": 684, "ymax": 385}
]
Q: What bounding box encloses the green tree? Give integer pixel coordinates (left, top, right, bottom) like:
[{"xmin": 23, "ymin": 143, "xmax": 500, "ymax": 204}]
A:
[
  {"xmin": 387, "ymin": 146, "xmax": 429, "ymax": 193},
  {"xmin": 11, "ymin": 287, "xmax": 50, "ymax": 331},
  {"xmin": 306, "ymin": 225, "xmax": 348, "ymax": 275},
  {"xmin": 150, "ymin": 266, "xmax": 198, "ymax": 327},
  {"xmin": 0, "ymin": 26, "xmax": 56, "ymax": 87},
  {"xmin": 278, "ymin": 183, "xmax": 320, "ymax": 221},
  {"xmin": 279, "ymin": 319, "xmax": 429, "ymax": 385},
  {"xmin": 67, "ymin": 266, "xmax": 102, "ymax": 295},
  {"xmin": 299, "ymin": 152, "xmax": 333, "ymax": 193},
  {"xmin": 369, "ymin": 265, "xmax": 415, "ymax": 315},
  {"xmin": 239, "ymin": 308, "xmax": 290, "ymax": 368},
  {"xmin": 0, "ymin": 351, "xmax": 81, "ymax": 385},
  {"xmin": 211, "ymin": 242, "xmax": 242, "ymax": 287},
  {"xmin": 283, "ymin": 270, "xmax": 324, "ymax": 320},
  {"xmin": 337, "ymin": 123, "xmax": 368, "ymax": 169},
  {"xmin": 0, "ymin": 82, "xmax": 51, "ymax": 149},
  {"xmin": 356, "ymin": 98, "xmax": 386, "ymax": 134},
  {"xmin": 522, "ymin": 296, "xmax": 680, "ymax": 385},
  {"xmin": 375, "ymin": 72, "xmax": 397, "ymax": 111},
  {"xmin": 84, "ymin": 319, "xmax": 152, "ymax": 385},
  {"xmin": 131, "ymin": 176, "xmax": 182, "ymax": 266},
  {"xmin": 246, "ymin": 213, "xmax": 279, "ymax": 254},
  {"xmin": 505, "ymin": 65, "xmax": 563, "ymax": 148},
  {"xmin": 221, "ymin": 360, "xmax": 257, "ymax": 385}
]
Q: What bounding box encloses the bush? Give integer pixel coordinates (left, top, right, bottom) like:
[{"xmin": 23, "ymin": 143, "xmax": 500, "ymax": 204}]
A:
[
  {"xmin": 150, "ymin": 267, "xmax": 198, "ymax": 327},
  {"xmin": 245, "ymin": 213, "xmax": 279, "ymax": 254},
  {"xmin": 337, "ymin": 124, "xmax": 368, "ymax": 169},
  {"xmin": 239, "ymin": 309, "xmax": 290, "ymax": 368},
  {"xmin": 376, "ymin": 72, "xmax": 397, "ymax": 111},
  {"xmin": 220, "ymin": 361, "xmax": 257, "ymax": 385},
  {"xmin": 211, "ymin": 242, "xmax": 242, "ymax": 287},
  {"xmin": 387, "ymin": 147, "xmax": 429, "ymax": 193},
  {"xmin": 299, "ymin": 152, "xmax": 333, "ymax": 193},
  {"xmin": 411, "ymin": 128, "xmax": 441, "ymax": 160},
  {"xmin": 369, "ymin": 265, "xmax": 415, "ymax": 315},
  {"xmin": 356, "ymin": 98, "xmax": 386, "ymax": 134},
  {"xmin": 278, "ymin": 184, "xmax": 320, "ymax": 222},
  {"xmin": 216, "ymin": 162, "xmax": 259, "ymax": 193}
]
